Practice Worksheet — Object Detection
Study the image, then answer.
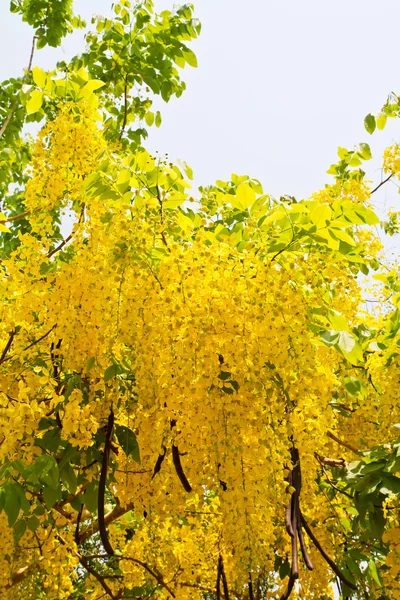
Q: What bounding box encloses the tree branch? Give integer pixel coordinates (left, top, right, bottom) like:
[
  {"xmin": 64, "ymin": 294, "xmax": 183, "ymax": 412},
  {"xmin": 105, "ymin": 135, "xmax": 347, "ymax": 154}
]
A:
[
  {"xmin": 118, "ymin": 80, "xmax": 128, "ymax": 141},
  {"xmin": 300, "ymin": 512, "xmax": 357, "ymax": 591},
  {"xmin": 370, "ymin": 172, "xmax": 393, "ymax": 195},
  {"xmin": 0, "ymin": 36, "xmax": 37, "ymax": 141},
  {"xmin": 79, "ymin": 502, "xmax": 134, "ymax": 543},
  {"xmin": 0, "ymin": 329, "xmax": 15, "ymax": 364},
  {"xmin": 47, "ymin": 205, "xmax": 85, "ymax": 259},
  {"xmin": 327, "ymin": 432, "xmax": 358, "ymax": 454},
  {"xmin": 0, "ymin": 210, "xmax": 30, "ymax": 224}
]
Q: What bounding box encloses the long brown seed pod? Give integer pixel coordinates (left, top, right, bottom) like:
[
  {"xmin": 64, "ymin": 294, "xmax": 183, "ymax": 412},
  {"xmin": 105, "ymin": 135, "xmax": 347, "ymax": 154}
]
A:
[{"xmin": 98, "ymin": 409, "xmax": 115, "ymax": 556}]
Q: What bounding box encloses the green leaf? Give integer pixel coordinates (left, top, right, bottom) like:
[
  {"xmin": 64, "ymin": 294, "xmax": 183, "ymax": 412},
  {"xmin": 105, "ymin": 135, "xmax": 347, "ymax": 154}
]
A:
[
  {"xmin": 123, "ymin": 587, "xmax": 147, "ymax": 598},
  {"xmin": 183, "ymin": 48, "xmax": 198, "ymax": 67},
  {"xmin": 155, "ymin": 111, "xmax": 162, "ymax": 127},
  {"xmin": 60, "ymin": 462, "xmax": 77, "ymax": 495},
  {"xmin": 235, "ymin": 183, "xmax": 256, "ymax": 210},
  {"xmin": 344, "ymin": 376, "xmax": 362, "ymax": 396},
  {"xmin": 84, "ymin": 480, "xmax": 99, "ymax": 513},
  {"xmin": 381, "ymin": 475, "xmax": 400, "ymax": 495},
  {"xmin": 39, "ymin": 427, "xmax": 61, "ymax": 452},
  {"xmin": 320, "ymin": 330, "xmax": 340, "ymax": 346},
  {"xmin": 336, "ymin": 331, "xmax": 363, "ymax": 365},
  {"xmin": 32, "ymin": 66, "xmax": 47, "ymax": 88},
  {"xmin": 26, "ymin": 90, "xmax": 44, "ymax": 115},
  {"xmin": 27, "ymin": 515, "xmax": 40, "ymax": 532},
  {"xmin": 81, "ymin": 79, "xmax": 106, "ymax": 96},
  {"xmin": 42, "ymin": 484, "xmax": 62, "ymax": 508},
  {"xmin": 86, "ymin": 356, "xmax": 96, "ymax": 371},
  {"xmin": 368, "ymin": 559, "xmax": 381, "ymax": 586},
  {"xmin": 356, "ymin": 142, "xmax": 372, "ymax": 160},
  {"xmin": 353, "ymin": 205, "xmax": 379, "ymax": 225},
  {"xmin": 163, "ymin": 198, "xmax": 185, "ymax": 209},
  {"xmin": 218, "ymin": 371, "xmax": 231, "ymax": 381},
  {"xmin": 3, "ymin": 484, "xmax": 21, "ymax": 526},
  {"xmin": 310, "ymin": 203, "xmax": 331, "ymax": 228},
  {"xmin": 144, "ymin": 111, "xmax": 154, "ymax": 127},
  {"xmin": 13, "ymin": 519, "xmax": 27, "ymax": 544},
  {"xmin": 364, "ymin": 114, "xmax": 376, "ymax": 134},
  {"xmin": 115, "ymin": 425, "xmax": 140, "ymax": 464},
  {"xmin": 104, "ymin": 364, "xmax": 119, "ymax": 383},
  {"xmin": 35, "ymin": 455, "xmax": 59, "ymax": 489},
  {"xmin": 376, "ymin": 113, "xmax": 387, "ymax": 130}
]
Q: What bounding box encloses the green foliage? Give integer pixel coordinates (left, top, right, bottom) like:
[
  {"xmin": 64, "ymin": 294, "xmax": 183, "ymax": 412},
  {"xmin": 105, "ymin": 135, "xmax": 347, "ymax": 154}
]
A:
[{"xmin": 10, "ymin": 0, "xmax": 85, "ymax": 48}]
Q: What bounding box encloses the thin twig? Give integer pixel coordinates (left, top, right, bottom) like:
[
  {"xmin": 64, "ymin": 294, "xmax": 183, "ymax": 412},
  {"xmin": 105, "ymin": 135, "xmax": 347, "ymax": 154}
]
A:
[
  {"xmin": 0, "ymin": 36, "xmax": 37, "ymax": 141},
  {"xmin": 315, "ymin": 453, "xmax": 348, "ymax": 469},
  {"xmin": 47, "ymin": 205, "xmax": 85, "ymax": 259},
  {"xmin": 79, "ymin": 502, "xmax": 134, "ymax": 542},
  {"xmin": 75, "ymin": 503, "xmax": 84, "ymax": 545},
  {"xmin": 0, "ymin": 210, "xmax": 30, "ymax": 224},
  {"xmin": 0, "ymin": 329, "xmax": 15, "ymax": 364},
  {"xmin": 24, "ymin": 324, "xmax": 57, "ymax": 353},
  {"xmin": 117, "ymin": 557, "xmax": 176, "ymax": 598},
  {"xmin": 55, "ymin": 533, "xmax": 116, "ymax": 598},
  {"xmin": 370, "ymin": 173, "xmax": 393, "ymax": 195},
  {"xmin": 300, "ymin": 513, "xmax": 357, "ymax": 591},
  {"xmin": 119, "ymin": 80, "xmax": 128, "ymax": 141},
  {"xmin": 327, "ymin": 431, "xmax": 358, "ymax": 454}
]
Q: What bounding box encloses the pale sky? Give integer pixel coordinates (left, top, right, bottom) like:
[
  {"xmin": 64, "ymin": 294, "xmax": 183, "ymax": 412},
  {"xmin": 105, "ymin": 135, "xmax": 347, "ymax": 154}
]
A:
[{"xmin": 2, "ymin": 0, "xmax": 400, "ymax": 216}]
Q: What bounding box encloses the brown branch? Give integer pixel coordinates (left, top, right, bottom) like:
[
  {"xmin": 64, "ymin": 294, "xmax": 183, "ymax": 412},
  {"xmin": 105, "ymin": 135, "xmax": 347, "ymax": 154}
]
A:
[
  {"xmin": 46, "ymin": 233, "xmax": 73, "ymax": 259},
  {"xmin": 248, "ymin": 573, "xmax": 254, "ymax": 600},
  {"xmin": 24, "ymin": 486, "xmax": 73, "ymax": 521},
  {"xmin": 98, "ymin": 409, "xmax": 115, "ymax": 556},
  {"xmin": 27, "ymin": 35, "xmax": 37, "ymax": 71},
  {"xmin": 5, "ymin": 557, "xmax": 44, "ymax": 590},
  {"xmin": 117, "ymin": 557, "xmax": 176, "ymax": 598},
  {"xmin": 79, "ymin": 502, "xmax": 134, "ymax": 543},
  {"xmin": 118, "ymin": 80, "xmax": 128, "ymax": 141},
  {"xmin": 216, "ymin": 555, "xmax": 222, "ymax": 600},
  {"xmin": 370, "ymin": 172, "xmax": 393, "ymax": 195},
  {"xmin": 79, "ymin": 555, "xmax": 116, "ymax": 599},
  {"xmin": 181, "ymin": 582, "xmax": 218, "ymax": 595},
  {"xmin": 172, "ymin": 444, "xmax": 192, "ymax": 492},
  {"xmin": 318, "ymin": 463, "xmax": 354, "ymax": 501},
  {"xmin": 24, "ymin": 324, "xmax": 57, "ymax": 353},
  {"xmin": 0, "ymin": 329, "xmax": 15, "ymax": 364},
  {"xmin": 75, "ymin": 503, "xmax": 84, "ymax": 545},
  {"xmin": 300, "ymin": 513, "xmax": 357, "ymax": 590},
  {"xmin": 0, "ymin": 36, "xmax": 37, "ymax": 141},
  {"xmin": 2, "ymin": 322, "xmax": 57, "ymax": 381},
  {"xmin": 0, "ymin": 210, "xmax": 30, "ymax": 224},
  {"xmin": 327, "ymin": 432, "xmax": 358, "ymax": 454},
  {"xmin": 55, "ymin": 534, "xmax": 116, "ymax": 598},
  {"xmin": 58, "ymin": 482, "xmax": 89, "ymax": 506},
  {"xmin": 220, "ymin": 557, "xmax": 230, "ymax": 600},
  {"xmin": 315, "ymin": 453, "xmax": 348, "ymax": 469},
  {"xmin": 47, "ymin": 205, "xmax": 84, "ymax": 259}
]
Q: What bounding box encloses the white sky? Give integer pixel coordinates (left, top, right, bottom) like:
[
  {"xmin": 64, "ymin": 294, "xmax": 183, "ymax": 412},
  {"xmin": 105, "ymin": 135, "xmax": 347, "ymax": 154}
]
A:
[{"xmin": 1, "ymin": 0, "xmax": 400, "ymax": 220}]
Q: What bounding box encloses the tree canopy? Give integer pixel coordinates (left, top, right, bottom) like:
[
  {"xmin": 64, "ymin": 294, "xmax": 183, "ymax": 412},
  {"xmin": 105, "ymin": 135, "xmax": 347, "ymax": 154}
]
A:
[{"xmin": 1, "ymin": 2, "xmax": 400, "ymax": 599}]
